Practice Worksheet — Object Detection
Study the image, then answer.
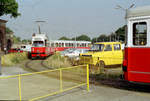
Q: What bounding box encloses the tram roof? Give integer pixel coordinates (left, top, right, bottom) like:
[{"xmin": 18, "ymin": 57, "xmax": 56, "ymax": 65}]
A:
[
  {"xmin": 32, "ymin": 34, "xmax": 48, "ymax": 39},
  {"xmin": 126, "ymin": 5, "xmax": 150, "ymax": 19},
  {"xmin": 49, "ymin": 40, "xmax": 91, "ymax": 43}
]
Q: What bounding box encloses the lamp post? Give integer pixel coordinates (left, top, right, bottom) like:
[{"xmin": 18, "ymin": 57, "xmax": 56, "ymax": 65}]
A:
[
  {"xmin": 115, "ymin": 4, "xmax": 135, "ymax": 19},
  {"xmin": 115, "ymin": 4, "xmax": 135, "ymax": 42}
]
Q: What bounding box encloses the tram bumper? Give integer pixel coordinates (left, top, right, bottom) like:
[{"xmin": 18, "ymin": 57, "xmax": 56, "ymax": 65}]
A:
[{"xmin": 31, "ymin": 53, "xmax": 47, "ymax": 58}]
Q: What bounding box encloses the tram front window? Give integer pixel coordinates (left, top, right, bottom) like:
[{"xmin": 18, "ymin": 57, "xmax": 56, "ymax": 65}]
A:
[{"xmin": 33, "ymin": 41, "xmax": 44, "ymax": 47}]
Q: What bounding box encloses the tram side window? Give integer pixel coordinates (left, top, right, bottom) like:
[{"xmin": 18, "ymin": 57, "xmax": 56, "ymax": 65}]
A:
[
  {"xmin": 133, "ymin": 22, "xmax": 147, "ymax": 46},
  {"xmin": 51, "ymin": 43, "xmax": 54, "ymax": 47},
  {"xmin": 56, "ymin": 43, "xmax": 59, "ymax": 47},
  {"xmin": 62, "ymin": 43, "xmax": 64, "ymax": 47},
  {"xmin": 58, "ymin": 43, "xmax": 60, "ymax": 47},
  {"xmin": 77, "ymin": 43, "xmax": 80, "ymax": 47}
]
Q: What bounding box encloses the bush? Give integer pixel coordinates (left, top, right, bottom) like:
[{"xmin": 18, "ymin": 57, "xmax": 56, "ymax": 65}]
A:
[
  {"xmin": 44, "ymin": 52, "xmax": 71, "ymax": 69},
  {"xmin": 1, "ymin": 52, "xmax": 28, "ymax": 66}
]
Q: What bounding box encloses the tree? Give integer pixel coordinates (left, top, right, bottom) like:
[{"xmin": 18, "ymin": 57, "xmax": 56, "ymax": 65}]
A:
[
  {"xmin": 13, "ymin": 35, "xmax": 21, "ymax": 44},
  {"xmin": 98, "ymin": 34, "xmax": 108, "ymax": 42},
  {"xmin": 91, "ymin": 25, "xmax": 126, "ymax": 43},
  {"xmin": 91, "ymin": 37, "xmax": 97, "ymax": 43},
  {"xmin": 0, "ymin": 0, "xmax": 20, "ymax": 18},
  {"xmin": 108, "ymin": 32, "xmax": 116, "ymax": 42},
  {"xmin": 6, "ymin": 27, "xmax": 13, "ymax": 34},
  {"xmin": 115, "ymin": 25, "xmax": 126, "ymax": 42},
  {"xmin": 59, "ymin": 36, "xmax": 70, "ymax": 40},
  {"xmin": 92, "ymin": 34, "xmax": 108, "ymax": 43},
  {"xmin": 22, "ymin": 39, "xmax": 28, "ymax": 44},
  {"xmin": 72, "ymin": 35, "xmax": 91, "ymax": 41},
  {"xmin": 22, "ymin": 39, "xmax": 31, "ymax": 44}
]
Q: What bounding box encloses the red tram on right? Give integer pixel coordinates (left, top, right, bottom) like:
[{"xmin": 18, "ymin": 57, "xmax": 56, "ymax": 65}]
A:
[{"xmin": 123, "ymin": 6, "xmax": 150, "ymax": 83}]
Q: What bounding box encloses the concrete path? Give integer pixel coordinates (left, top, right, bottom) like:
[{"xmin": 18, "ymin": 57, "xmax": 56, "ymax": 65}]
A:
[
  {"xmin": 0, "ymin": 67, "xmax": 150, "ymax": 101},
  {"xmin": 42, "ymin": 84, "xmax": 150, "ymax": 101}
]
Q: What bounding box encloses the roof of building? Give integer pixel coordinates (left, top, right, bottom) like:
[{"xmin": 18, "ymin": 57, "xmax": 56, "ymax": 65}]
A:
[{"xmin": 126, "ymin": 5, "xmax": 150, "ymax": 18}]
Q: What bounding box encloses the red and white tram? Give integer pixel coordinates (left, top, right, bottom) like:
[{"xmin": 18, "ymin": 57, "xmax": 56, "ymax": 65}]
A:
[
  {"xmin": 30, "ymin": 34, "xmax": 55, "ymax": 59},
  {"xmin": 49, "ymin": 40, "xmax": 91, "ymax": 51},
  {"xmin": 123, "ymin": 6, "xmax": 150, "ymax": 83}
]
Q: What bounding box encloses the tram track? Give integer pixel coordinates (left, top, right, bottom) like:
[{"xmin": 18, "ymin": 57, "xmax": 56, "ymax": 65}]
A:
[
  {"xmin": 25, "ymin": 59, "xmax": 53, "ymax": 72},
  {"xmin": 24, "ymin": 59, "xmax": 86, "ymax": 83}
]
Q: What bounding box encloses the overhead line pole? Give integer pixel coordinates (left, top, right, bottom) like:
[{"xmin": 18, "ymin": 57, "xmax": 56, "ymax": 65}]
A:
[
  {"xmin": 115, "ymin": 4, "xmax": 135, "ymax": 42},
  {"xmin": 35, "ymin": 21, "xmax": 46, "ymax": 34}
]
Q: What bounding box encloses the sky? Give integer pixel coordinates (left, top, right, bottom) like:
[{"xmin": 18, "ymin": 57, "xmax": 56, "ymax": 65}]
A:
[{"xmin": 2, "ymin": 0, "xmax": 150, "ymax": 40}]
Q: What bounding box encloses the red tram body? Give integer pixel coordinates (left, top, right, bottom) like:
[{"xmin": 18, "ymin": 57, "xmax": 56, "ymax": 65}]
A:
[
  {"xmin": 123, "ymin": 6, "xmax": 150, "ymax": 83},
  {"xmin": 30, "ymin": 34, "xmax": 55, "ymax": 59}
]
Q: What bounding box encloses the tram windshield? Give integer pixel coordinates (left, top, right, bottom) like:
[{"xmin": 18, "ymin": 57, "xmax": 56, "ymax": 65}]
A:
[
  {"xmin": 90, "ymin": 44, "xmax": 104, "ymax": 51},
  {"xmin": 33, "ymin": 41, "xmax": 45, "ymax": 47}
]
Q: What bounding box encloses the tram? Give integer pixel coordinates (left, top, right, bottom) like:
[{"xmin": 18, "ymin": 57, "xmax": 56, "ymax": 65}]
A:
[
  {"xmin": 123, "ymin": 6, "xmax": 150, "ymax": 83},
  {"xmin": 30, "ymin": 33, "xmax": 55, "ymax": 59},
  {"xmin": 49, "ymin": 40, "xmax": 91, "ymax": 51}
]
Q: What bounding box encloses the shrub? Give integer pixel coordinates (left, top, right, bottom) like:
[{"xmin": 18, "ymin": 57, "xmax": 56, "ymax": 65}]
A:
[
  {"xmin": 1, "ymin": 52, "xmax": 28, "ymax": 66},
  {"xmin": 44, "ymin": 52, "xmax": 71, "ymax": 69}
]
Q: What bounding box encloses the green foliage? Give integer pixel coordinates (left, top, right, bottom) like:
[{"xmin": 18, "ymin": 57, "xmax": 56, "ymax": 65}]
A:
[
  {"xmin": 0, "ymin": 0, "xmax": 20, "ymax": 18},
  {"xmin": 59, "ymin": 36, "xmax": 70, "ymax": 40},
  {"xmin": 6, "ymin": 27, "xmax": 13, "ymax": 34},
  {"xmin": 72, "ymin": 35, "xmax": 91, "ymax": 41},
  {"xmin": 1, "ymin": 52, "xmax": 28, "ymax": 66},
  {"xmin": 44, "ymin": 52, "xmax": 71, "ymax": 68},
  {"xmin": 13, "ymin": 35, "xmax": 21, "ymax": 44},
  {"xmin": 115, "ymin": 25, "xmax": 126, "ymax": 42},
  {"xmin": 22, "ymin": 39, "xmax": 31, "ymax": 44},
  {"xmin": 91, "ymin": 25, "xmax": 126, "ymax": 43},
  {"xmin": 22, "ymin": 39, "xmax": 28, "ymax": 44},
  {"xmin": 58, "ymin": 34, "xmax": 91, "ymax": 41},
  {"xmin": 92, "ymin": 34, "xmax": 108, "ymax": 43}
]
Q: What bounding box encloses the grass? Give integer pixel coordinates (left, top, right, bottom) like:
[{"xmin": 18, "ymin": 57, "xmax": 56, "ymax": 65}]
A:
[
  {"xmin": 91, "ymin": 72, "xmax": 122, "ymax": 80},
  {"xmin": 1, "ymin": 52, "xmax": 28, "ymax": 66},
  {"xmin": 90, "ymin": 68, "xmax": 123, "ymax": 85},
  {"xmin": 44, "ymin": 52, "xmax": 72, "ymax": 69}
]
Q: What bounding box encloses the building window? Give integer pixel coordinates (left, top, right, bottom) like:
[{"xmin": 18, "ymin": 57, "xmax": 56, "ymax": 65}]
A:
[{"xmin": 133, "ymin": 22, "xmax": 147, "ymax": 46}]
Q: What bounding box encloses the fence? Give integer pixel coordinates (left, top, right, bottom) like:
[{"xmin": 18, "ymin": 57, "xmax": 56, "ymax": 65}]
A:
[{"xmin": 0, "ymin": 65, "xmax": 89, "ymax": 101}]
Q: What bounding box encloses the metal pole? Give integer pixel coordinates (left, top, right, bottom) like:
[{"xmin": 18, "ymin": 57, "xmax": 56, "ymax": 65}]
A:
[
  {"xmin": 35, "ymin": 20, "xmax": 46, "ymax": 34},
  {"xmin": 87, "ymin": 64, "xmax": 89, "ymax": 92},
  {"xmin": 60, "ymin": 69, "xmax": 63, "ymax": 92},
  {"xmin": 18, "ymin": 74, "xmax": 22, "ymax": 101},
  {"xmin": 38, "ymin": 25, "xmax": 41, "ymax": 34},
  {"xmin": 0, "ymin": 56, "xmax": 1, "ymax": 75}
]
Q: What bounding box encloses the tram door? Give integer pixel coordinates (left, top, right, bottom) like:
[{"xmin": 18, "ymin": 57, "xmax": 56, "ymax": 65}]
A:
[{"xmin": 126, "ymin": 19, "xmax": 150, "ymax": 83}]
